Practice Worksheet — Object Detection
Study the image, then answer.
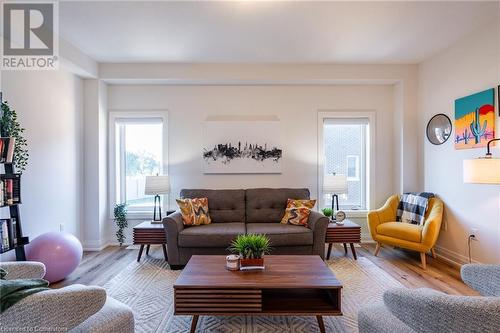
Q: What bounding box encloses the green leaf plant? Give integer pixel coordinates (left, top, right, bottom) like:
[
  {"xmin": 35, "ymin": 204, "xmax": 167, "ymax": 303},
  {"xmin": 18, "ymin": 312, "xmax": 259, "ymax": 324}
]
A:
[
  {"xmin": 114, "ymin": 203, "xmax": 128, "ymax": 246},
  {"xmin": 0, "ymin": 101, "xmax": 29, "ymax": 172},
  {"xmin": 229, "ymin": 234, "xmax": 271, "ymax": 259}
]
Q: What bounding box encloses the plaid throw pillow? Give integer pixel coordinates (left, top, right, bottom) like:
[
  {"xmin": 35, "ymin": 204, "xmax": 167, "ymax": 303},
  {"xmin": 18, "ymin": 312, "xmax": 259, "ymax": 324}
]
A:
[
  {"xmin": 396, "ymin": 192, "xmax": 434, "ymax": 225},
  {"xmin": 280, "ymin": 199, "xmax": 316, "ymax": 226},
  {"xmin": 176, "ymin": 198, "xmax": 211, "ymax": 226}
]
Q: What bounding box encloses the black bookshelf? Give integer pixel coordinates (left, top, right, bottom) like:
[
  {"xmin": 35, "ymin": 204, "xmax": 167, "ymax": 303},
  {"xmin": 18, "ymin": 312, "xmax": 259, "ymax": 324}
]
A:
[
  {"xmin": 0, "ymin": 94, "xmax": 28, "ymax": 260},
  {"xmin": 0, "ymin": 163, "xmax": 28, "ymax": 260}
]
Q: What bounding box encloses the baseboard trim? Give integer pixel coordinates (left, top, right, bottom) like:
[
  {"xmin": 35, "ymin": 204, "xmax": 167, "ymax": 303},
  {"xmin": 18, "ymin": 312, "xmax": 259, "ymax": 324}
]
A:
[
  {"xmin": 434, "ymin": 245, "xmax": 481, "ymax": 268},
  {"xmin": 83, "ymin": 242, "xmax": 113, "ymax": 252}
]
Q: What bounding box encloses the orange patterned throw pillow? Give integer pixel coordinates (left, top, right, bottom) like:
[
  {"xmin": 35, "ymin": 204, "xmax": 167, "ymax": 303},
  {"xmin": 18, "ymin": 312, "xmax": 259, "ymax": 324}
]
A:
[
  {"xmin": 176, "ymin": 198, "xmax": 211, "ymax": 226},
  {"xmin": 280, "ymin": 199, "xmax": 316, "ymax": 226}
]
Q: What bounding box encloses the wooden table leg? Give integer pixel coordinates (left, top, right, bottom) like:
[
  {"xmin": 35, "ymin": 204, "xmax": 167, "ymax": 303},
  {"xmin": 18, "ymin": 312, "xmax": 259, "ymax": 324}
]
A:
[
  {"xmin": 350, "ymin": 243, "xmax": 357, "ymax": 260},
  {"xmin": 343, "ymin": 243, "xmax": 348, "ymax": 254},
  {"xmin": 137, "ymin": 245, "xmax": 144, "ymax": 262},
  {"xmin": 190, "ymin": 315, "xmax": 199, "ymax": 333},
  {"xmin": 316, "ymin": 315, "xmax": 326, "ymax": 333},
  {"xmin": 162, "ymin": 244, "xmax": 168, "ymax": 261},
  {"xmin": 146, "ymin": 245, "xmax": 150, "ymax": 255},
  {"xmin": 326, "ymin": 243, "xmax": 333, "ymax": 260}
]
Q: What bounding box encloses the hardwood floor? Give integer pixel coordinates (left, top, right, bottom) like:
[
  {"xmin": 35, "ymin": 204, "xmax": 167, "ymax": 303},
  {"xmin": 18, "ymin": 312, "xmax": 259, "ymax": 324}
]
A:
[{"xmin": 51, "ymin": 243, "xmax": 478, "ymax": 296}]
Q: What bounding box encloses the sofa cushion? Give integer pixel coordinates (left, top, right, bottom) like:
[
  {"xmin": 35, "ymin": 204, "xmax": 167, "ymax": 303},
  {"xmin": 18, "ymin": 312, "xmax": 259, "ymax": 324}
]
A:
[
  {"xmin": 178, "ymin": 222, "xmax": 246, "ymax": 247},
  {"xmin": 176, "ymin": 198, "xmax": 211, "ymax": 226},
  {"xmin": 246, "ymin": 223, "xmax": 313, "ymax": 246},
  {"xmin": 246, "ymin": 188, "xmax": 310, "ymax": 223},
  {"xmin": 377, "ymin": 222, "xmax": 422, "ymax": 243},
  {"xmin": 280, "ymin": 199, "xmax": 316, "ymax": 226},
  {"xmin": 180, "ymin": 189, "xmax": 245, "ymax": 223}
]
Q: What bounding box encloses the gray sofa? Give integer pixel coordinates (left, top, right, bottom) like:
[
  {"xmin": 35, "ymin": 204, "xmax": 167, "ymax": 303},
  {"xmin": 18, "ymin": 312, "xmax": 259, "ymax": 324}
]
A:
[
  {"xmin": 358, "ymin": 264, "xmax": 500, "ymax": 332},
  {"xmin": 163, "ymin": 188, "xmax": 329, "ymax": 267},
  {"xmin": 0, "ymin": 261, "xmax": 135, "ymax": 333}
]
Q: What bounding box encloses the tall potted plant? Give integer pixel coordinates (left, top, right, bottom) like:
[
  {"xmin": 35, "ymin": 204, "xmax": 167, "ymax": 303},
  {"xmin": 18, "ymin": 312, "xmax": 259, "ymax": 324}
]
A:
[
  {"xmin": 229, "ymin": 234, "xmax": 271, "ymax": 268},
  {"xmin": 0, "ymin": 100, "xmax": 29, "ymax": 172}
]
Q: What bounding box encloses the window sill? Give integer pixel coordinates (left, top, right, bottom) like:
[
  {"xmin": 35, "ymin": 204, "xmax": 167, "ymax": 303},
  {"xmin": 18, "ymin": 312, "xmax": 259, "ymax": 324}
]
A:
[
  {"xmin": 110, "ymin": 211, "xmax": 155, "ymax": 221},
  {"xmin": 344, "ymin": 210, "xmax": 368, "ymax": 218}
]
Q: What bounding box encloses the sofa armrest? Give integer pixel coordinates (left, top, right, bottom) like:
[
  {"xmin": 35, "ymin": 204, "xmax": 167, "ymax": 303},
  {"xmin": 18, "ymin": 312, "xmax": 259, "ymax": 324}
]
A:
[
  {"xmin": 461, "ymin": 264, "xmax": 500, "ymax": 297},
  {"xmin": 0, "ymin": 261, "xmax": 46, "ymax": 280},
  {"xmin": 163, "ymin": 211, "xmax": 184, "ymax": 266},
  {"xmin": 367, "ymin": 195, "xmax": 399, "ymax": 240},
  {"xmin": 383, "ymin": 288, "xmax": 500, "ymax": 333},
  {"xmin": 0, "ymin": 284, "xmax": 106, "ymax": 332},
  {"xmin": 308, "ymin": 210, "xmax": 329, "ymax": 259}
]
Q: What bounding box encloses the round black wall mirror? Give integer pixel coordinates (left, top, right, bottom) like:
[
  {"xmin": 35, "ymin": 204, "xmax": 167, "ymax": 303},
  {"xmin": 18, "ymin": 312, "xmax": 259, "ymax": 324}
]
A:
[{"xmin": 426, "ymin": 114, "xmax": 452, "ymax": 145}]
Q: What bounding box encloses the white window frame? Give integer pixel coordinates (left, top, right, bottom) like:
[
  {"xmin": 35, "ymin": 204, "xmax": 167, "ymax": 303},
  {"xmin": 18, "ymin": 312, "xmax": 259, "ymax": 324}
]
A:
[
  {"xmin": 346, "ymin": 155, "xmax": 360, "ymax": 181},
  {"xmin": 317, "ymin": 110, "xmax": 375, "ymax": 213},
  {"xmin": 109, "ymin": 110, "xmax": 169, "ymax": 219}
]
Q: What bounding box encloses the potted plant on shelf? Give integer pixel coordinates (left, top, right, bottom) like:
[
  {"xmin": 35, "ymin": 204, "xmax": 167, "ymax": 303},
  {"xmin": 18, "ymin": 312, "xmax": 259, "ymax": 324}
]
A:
[{"xmin": 229, "ymin": 234, "xmax": 271, "ymax": 268}]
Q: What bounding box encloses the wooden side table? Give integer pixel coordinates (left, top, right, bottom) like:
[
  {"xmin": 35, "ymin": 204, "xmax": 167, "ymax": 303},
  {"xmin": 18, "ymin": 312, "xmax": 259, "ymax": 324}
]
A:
[
  {"xmin": 133, "ymin": 221, "xmax": 168, "ymax": 262},
  {"xmin": 326, "ymin": 219, "xmax": 361, "ymax": 260}
]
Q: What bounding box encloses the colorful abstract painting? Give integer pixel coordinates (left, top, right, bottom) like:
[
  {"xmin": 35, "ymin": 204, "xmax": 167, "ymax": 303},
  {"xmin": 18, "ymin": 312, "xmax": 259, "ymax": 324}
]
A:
[{"xmin": 455, "ymin": 88, "xmax": 495, "ymax": 149}]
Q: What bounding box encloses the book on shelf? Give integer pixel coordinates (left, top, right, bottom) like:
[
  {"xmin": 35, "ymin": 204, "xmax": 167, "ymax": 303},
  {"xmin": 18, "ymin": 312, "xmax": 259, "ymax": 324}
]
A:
[
  {"xmin": 0, "ymin": 137, "xmax": 15, "ymax": 164},
  {"xmin": 0, "ymin": 219, "xmax": 15, "ymax": 253},
  {"xmin": 0, "ymin": 174, "xmax": 21, "ymax": 206}
]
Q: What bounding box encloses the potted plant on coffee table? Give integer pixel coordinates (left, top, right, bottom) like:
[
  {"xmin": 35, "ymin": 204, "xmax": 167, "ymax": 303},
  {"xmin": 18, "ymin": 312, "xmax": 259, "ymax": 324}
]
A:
[{"xmin": 229, "ymin": 234, "xmax": 271, "ymax": 268}]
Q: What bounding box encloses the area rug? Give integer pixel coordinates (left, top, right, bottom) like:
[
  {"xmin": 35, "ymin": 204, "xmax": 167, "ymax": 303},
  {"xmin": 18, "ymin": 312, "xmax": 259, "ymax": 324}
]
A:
[{"xmin": 103, "ymin": 257, "xmax": 403, "ymax": 332}]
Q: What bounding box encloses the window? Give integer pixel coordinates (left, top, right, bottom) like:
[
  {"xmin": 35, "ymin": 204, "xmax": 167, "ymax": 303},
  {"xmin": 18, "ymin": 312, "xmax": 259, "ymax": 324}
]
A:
[
  {"xmin": 346, "ymin": 155, "xmax": 360, "ymax": 181},
  {"xmin": 320, "ymin": 116, "xmax": 371, "ymax": 211},
  {"xmin": 110, "ymin": 112, "xmax": 168, "ymax": 215}
]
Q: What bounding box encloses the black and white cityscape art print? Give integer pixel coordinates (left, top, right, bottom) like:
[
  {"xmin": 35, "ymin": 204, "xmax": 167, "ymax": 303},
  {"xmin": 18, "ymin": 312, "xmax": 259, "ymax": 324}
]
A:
[{"xmin": 202, "ymin": 120, "xmax": 283, "ymax": 174}]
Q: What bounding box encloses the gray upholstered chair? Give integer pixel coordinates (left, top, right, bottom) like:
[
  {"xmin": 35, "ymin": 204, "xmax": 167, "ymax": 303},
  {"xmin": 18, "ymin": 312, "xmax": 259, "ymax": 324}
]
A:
[
  {"xmin": 0, "ymin": 261, "xmax": 135, "ymax": 333},
  {"xmin": 358, "ymin": 264, "xmax": 500, "ymax": 333}
]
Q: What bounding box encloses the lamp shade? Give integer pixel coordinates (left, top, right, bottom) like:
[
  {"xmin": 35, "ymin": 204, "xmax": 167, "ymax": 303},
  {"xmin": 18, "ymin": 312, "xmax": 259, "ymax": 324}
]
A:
[
  {"xmin": 463, "ymin": 158, "xmax": 500, "ymax": 184},
  {"xmin": 323, "ymin": 174, "xmax": 348, "ymax": 194},
  {"xmin": 145, "ymin": 175, "xmax": 170, "ymax": 195}
]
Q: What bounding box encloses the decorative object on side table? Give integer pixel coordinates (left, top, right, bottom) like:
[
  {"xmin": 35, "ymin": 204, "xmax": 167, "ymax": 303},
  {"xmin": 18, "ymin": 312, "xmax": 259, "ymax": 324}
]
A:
[
  {"xmin": 426, "ymin": 114, "xmax": 452, "ymax": 145},
  {"xmin": 463, "ymin": 137, "xmax": 500, "ymax": 184},
  {"xmin": 326, "ymin": 219, "xmax": 361, "ymax": 260},
  {"xmin": 229, "ymin": 234, "xmax": 270, "ymax": 270},
  {"xmin": 145, "ymin": 175, "xmax": 170, "ymax": 223},
  {"xmin": 114, "ymin": 203, "xmax": 128, "ymax": 246},
  {"xmin": 323, "ymin": 173, "xmax": 348, "ymax": 222},
  {"xmin": 321, "ymin": 207, "xmax": 333, "ymax": 218},
  {"xmin": 335, "ymin": 211, "xmax": 346, "ymax": 224}
]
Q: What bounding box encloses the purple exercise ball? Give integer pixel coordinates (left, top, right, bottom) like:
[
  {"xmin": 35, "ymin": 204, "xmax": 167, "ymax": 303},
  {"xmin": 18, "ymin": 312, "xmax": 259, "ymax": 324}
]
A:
[{"xmin": 26, "ymin": 232, "xmax": 83, "ymax": 283}]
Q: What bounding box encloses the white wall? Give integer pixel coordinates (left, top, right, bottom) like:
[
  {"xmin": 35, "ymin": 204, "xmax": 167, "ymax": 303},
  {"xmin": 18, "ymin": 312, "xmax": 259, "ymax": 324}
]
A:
[
  {"xmin": 0, "ymin": 70, "xmax": 84, "ymax": 258},
  {"xmin": 419, "ymin": 20, "xmax": 500, "ymax": 264},
  {"xmin": 82, "ymin": 80, "xmax": 108, "ymax": 250},
  {"xmin": 107, "ymin": 84, "xmax": 397, "ymax": 242}
]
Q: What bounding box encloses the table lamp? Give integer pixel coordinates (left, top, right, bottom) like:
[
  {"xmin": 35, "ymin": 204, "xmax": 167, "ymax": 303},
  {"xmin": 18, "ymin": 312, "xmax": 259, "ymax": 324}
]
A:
[
  {"xmin": 323, "ymin": 174, "xmax": 348, "ymax": 219},
  {"xmin": 463, "ymin": 138, "xmax": 500, "ymax": 184},
  {"xmin": 145, "ymin": 175, "xmax": 170, "ymax": 223}
]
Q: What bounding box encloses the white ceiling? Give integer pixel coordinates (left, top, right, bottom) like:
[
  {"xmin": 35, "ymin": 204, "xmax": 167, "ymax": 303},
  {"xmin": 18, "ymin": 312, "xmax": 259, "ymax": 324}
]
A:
[{"xmin": 59, "ymin": 1, "xmax": 499, "ymax": 64}]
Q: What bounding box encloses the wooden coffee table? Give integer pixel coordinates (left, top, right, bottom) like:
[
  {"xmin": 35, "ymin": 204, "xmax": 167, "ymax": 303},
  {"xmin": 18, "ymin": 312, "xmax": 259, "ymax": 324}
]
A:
[{"xmin": 173, "ymin": 255, "xmax": 342, "ymax": 333}]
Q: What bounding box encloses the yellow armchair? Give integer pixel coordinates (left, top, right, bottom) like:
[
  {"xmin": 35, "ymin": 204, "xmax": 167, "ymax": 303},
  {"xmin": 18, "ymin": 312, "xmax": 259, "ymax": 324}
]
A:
[{"xmin": 368, "ymin": 195, "xmax": 444, "ymax": 269}]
